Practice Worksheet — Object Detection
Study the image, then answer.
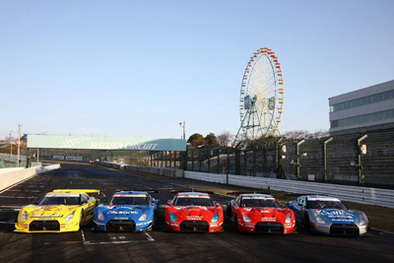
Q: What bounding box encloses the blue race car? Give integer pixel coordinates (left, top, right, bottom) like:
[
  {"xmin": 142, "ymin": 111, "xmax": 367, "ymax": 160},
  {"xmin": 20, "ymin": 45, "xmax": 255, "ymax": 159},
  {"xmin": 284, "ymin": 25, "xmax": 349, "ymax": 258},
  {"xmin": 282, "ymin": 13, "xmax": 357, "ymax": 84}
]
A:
[
  {"xmin": 288, "ymin": 195, "xmax": 368, "ymax": 236},
  {"xmin": 93, "ymin": 190, "xmax": 159, "ymax": 231}
]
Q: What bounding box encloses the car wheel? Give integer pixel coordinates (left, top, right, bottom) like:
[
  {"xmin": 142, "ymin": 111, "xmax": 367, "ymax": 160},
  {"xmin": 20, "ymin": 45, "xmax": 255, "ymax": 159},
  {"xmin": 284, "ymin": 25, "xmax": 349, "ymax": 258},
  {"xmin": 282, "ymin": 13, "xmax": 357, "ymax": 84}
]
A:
[
  {"xmin": 234, "ymin": 215, "xmax": 240, "ymax": 231},
  {"xmin": 79, "ymin": 210, "xmax": 85, "ymax": 227},
  {"xmin": 303, "ymin": 214, "xmax": 310, "ymax": 232}
]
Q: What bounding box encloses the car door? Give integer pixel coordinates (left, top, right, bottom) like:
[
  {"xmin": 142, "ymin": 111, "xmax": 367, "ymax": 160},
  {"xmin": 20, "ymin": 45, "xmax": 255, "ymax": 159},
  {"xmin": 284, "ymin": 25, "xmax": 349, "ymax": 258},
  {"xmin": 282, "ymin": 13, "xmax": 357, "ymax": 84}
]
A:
[
  {"xmin": 293, "ymin": 197, "xmax": 306, "ymax": 223},
  {"xmin": 81, "ymin": 194, "xmax": 95, "ymax": 220}
]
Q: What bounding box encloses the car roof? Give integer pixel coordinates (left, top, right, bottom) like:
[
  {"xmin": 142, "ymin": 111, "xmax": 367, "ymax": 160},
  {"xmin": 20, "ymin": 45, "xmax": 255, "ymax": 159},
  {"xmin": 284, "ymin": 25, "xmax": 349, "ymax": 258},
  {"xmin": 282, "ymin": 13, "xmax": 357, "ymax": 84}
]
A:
[{"xmin": 305, "ymin": 195, "xmax": 341, "ymax": 202}]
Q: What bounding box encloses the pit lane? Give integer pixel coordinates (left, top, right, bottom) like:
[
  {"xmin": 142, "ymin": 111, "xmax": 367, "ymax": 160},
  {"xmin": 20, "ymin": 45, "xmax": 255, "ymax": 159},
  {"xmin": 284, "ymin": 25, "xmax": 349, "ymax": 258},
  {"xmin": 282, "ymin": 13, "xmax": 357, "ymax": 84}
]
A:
[{"xmin": 0, "ymin": 164, "xmax": 393, "ymax": 263}]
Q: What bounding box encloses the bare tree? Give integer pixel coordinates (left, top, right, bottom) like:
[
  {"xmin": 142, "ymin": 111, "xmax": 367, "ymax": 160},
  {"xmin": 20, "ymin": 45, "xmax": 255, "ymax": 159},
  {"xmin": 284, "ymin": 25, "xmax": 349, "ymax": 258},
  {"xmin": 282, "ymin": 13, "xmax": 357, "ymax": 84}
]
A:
[
  {"xmin": 282, "ymin": 129, "xmax": 329, "ymax": 139},
  {"xmin": 217, "ymin": 130, "xmax": 234, "ymax": 147}
]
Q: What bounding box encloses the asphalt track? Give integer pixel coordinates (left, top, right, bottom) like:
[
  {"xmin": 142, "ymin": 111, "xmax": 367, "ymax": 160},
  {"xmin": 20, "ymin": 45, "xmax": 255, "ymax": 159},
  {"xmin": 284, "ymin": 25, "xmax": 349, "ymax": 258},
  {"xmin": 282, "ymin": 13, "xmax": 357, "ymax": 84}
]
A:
[{"xmin": 0, "ymin": 164, "xmax": 393, "ymax": 263}]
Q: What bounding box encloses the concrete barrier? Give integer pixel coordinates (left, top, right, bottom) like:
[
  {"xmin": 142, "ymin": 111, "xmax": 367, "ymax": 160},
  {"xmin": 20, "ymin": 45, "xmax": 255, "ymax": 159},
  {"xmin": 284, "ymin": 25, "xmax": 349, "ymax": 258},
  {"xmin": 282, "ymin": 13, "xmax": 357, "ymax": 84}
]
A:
[
  {"xmin": 0, "ymin": 166, "xmax": 38, "ymax": 192},
  {"xmin": 0, "ymin": 164, "xmax": 61, "ymax": 192},
  {"xmin": 36, "ymin": 163, "xmax": 61, "ymax": 174}
]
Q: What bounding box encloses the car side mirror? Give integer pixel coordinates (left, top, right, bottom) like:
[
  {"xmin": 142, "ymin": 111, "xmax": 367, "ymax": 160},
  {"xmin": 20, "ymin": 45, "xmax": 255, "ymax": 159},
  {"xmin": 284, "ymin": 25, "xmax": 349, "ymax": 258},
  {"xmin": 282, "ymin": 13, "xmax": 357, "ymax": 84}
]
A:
[
  {"xmin": 167, "ymin": 201, "xmax": 172, "ymax": 206},
  {"xmin": 215, "ymin": 202, "xmax": 221, "ymax": 208},
  {"xmin": 33, "ymin": 201, "xmax": 38, "ymax": 205}
]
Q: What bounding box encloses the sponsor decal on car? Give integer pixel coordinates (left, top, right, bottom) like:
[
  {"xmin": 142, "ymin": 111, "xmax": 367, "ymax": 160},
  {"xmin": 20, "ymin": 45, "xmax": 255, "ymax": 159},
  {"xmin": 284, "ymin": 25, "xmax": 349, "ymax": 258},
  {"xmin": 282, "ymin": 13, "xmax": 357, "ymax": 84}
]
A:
[{"xmin": 31, "ymin": 214, "xmax": 63, "ymax": 218}]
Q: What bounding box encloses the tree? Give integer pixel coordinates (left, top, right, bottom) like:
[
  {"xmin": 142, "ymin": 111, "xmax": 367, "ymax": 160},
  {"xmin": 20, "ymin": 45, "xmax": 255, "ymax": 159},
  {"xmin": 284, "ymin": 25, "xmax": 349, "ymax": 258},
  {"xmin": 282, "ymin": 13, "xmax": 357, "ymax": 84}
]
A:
[
  {"xmin": 282, "ymin": 129, "xmax": 329, "ymax": 139},
  {"xmin": 187, "ymin": 133, "xmax": 205, "ymax": 148},
  {"xmin": 204, "ymin": 133, "xmax": 219, "ymax": 147},
  {"xmin": 217, "ymin": 131, "xmax": 234, "ymax": 147}
]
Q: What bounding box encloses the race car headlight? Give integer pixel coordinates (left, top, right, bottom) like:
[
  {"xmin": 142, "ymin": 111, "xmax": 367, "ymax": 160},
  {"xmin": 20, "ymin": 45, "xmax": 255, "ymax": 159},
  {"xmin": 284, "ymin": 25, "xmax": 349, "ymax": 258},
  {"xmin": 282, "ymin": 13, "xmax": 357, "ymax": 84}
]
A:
[
  {"xmin": 312, "ymin": 211, "xmax": 330, "ymax": 226},
  {"xmin": 170, "ymin": 211, "xmax": 177, "ymax": 221},
  {"xmin": 212, "ymin": 212, "xmax": 219, "ymax": 222},
  {"xmin": 97, "ymin": 211, "xmax": 104, "ymax": 221},
  {"xmin": 242, "ymin": 212, "xmax": 251, "ymax": 223},
  {"xmin": 357, "ymin": 212, "xmax": 368, "ymax": 226},
  {"xmin": 139, "ymin": 212, "xmax": 148, "ymax": 221},
  {"xmin": 315, "ymin": 215, "xmax": 326, "ymax": 225},
  {"xmin": 64, "ymin": 211, "xmax": 76, "ymax": 221},
  {"xmin": 285, "ymin": 213, "xmax": 291, "ymax": 224},
  {"xmin": 21, "ymin": 211, "xmax": 28, "ymax": 221}
]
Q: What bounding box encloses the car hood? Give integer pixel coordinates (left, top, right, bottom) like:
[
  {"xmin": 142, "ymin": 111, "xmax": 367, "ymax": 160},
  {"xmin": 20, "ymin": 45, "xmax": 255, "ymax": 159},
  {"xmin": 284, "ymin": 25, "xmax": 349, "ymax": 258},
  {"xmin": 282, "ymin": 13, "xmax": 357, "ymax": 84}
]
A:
[
  {"xmin": 173, "ymin": 206, "xmax": 219, "ymax": 220},
  {"xmin": 99, "ymin": 205, "xmax": 151, "ymax": 217},
  {"xmin": 241, "ymin": 207, "xmax": 287, "ymax": 221},
  {"xmin": 25, "ymin": 205, "xmax": 79, "ymax": 219},
  {"xmin": 313, "ymin": 209, "xmax": 356, "ymax": 224}
]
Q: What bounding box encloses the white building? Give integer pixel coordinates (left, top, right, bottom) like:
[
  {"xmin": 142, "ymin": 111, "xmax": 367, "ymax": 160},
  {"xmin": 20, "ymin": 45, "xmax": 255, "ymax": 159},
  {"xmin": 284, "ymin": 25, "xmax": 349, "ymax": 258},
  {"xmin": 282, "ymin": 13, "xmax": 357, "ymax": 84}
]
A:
[{"xmin": 329, "ymin": 80, "xmax": 394, "ymax": 136}]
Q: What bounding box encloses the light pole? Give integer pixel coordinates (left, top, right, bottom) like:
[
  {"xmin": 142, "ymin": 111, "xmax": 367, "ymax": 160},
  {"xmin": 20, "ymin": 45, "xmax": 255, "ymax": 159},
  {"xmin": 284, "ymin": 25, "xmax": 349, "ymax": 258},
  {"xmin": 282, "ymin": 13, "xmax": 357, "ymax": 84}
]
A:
[
  {"xmin": 17, "ymin": 124, "xmax": 23, "ymax": 167},
  {"xmin": 357, "ymin": 134, "xmax": 368, "ymax": 184},
  {"xmin": 323, "ymin": 137, "xmax": 333, "ymax": 182},
  {"xmin": 296, "ymin": 139, "xmax": 305, "ymax": 179},
  {"xmin": 179, "ymin": 121, "xmax": 186, "ymax": 140}
]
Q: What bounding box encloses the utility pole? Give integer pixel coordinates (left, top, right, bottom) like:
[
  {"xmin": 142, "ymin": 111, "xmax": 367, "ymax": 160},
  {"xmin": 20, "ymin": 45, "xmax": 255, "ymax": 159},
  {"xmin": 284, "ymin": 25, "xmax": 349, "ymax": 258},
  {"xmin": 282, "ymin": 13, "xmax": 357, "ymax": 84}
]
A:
[
  {"xmin": 17, "ymin": 124, "xmax": 23, "ymax": 167},
  {"xmin": 9, "ymin": 131, "xmax": 13, "ymax": 158},
  {"xmin": 179, "ymin": 121, "xmax": 186, "ymax": 140}
]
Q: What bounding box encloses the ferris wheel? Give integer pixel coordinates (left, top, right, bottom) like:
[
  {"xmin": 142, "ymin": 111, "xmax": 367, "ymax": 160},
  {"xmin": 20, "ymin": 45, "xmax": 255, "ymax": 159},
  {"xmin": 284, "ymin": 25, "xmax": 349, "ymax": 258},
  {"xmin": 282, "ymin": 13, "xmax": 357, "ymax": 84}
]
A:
[{"xmin": 234, "ymin": 47, "xmax": 284, "ymax": 142}]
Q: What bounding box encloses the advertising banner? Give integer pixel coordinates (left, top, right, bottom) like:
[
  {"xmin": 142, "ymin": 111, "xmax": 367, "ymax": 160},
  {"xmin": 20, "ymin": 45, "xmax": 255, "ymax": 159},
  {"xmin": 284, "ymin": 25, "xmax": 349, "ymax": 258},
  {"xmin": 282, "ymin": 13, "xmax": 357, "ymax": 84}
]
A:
[{"xmin": 27, "ymin": 135, "xmax": 186, "ymax": 152}]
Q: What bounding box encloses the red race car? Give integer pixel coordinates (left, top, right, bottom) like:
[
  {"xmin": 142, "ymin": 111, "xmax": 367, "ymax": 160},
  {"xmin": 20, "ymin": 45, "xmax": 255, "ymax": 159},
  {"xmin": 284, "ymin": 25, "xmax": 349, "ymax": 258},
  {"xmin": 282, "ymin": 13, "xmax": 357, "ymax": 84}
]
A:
[
  {"xmin": 227, "ymin": 193, "xmax": 296, "ymax": 234},
  {"xmin": 164, "ymin": 192, "xmax": 224, "ymax": 232}
]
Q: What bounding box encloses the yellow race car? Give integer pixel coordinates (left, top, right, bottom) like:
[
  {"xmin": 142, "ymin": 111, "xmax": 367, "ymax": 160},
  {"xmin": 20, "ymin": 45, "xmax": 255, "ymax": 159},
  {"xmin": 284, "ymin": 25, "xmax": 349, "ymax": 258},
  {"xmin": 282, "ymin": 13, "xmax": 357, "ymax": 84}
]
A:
[{"xmin": 15, "ymin": 189, "xmax": 100, "ymax": 233}]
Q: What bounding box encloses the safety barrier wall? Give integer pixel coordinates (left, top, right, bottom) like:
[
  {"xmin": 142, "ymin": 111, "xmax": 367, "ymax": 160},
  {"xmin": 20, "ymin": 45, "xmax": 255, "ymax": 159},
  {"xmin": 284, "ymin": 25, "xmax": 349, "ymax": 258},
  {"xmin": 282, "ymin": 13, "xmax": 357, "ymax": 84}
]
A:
[
  {"xmin": 185, "ymin": 171, "xmax": 394, "ymax": 209},
  {"xmin": 0, "ymin": 164, "xmax": 61, "ymax": 192},
  {"xmin": 98, "ymin": 161, "xmax": 394, "ymax": 208}
]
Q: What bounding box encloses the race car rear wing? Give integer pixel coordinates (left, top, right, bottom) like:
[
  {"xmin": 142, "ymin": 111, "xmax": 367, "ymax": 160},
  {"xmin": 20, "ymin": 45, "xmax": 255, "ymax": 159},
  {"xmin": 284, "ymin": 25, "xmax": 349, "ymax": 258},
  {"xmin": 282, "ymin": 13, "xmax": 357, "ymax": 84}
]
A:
[
  {"xmin": 53, "ymin": 189, "xmax": 101, "ymax": 195},
  {"xmin": 170, "ymin": 190, "xmax": 216, "ymax": 195},
  {"xmin": 115, "ymin": 189, "xmax": 160, "ymax": 194},
  {"xmin": 226, "ymin": 191, "xmax": 271, "ymax": 196}
]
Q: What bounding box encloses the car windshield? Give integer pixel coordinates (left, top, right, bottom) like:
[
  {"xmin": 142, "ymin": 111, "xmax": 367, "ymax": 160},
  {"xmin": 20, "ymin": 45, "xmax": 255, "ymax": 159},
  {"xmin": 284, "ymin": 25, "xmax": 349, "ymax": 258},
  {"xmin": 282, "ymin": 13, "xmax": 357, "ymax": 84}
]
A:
[
  {"xmin": 241, "ymin": 198, "xmax": 280, "ymax": 208},
  {"xmin": 307, "ymin": 200, "xmax": 347, "ymax": 210},
  {"xmin": 38, "ymin": 196, "xmax": 80, "ymax": 205},
  {"xmin": 173, "ymin": 197, "xmax": 214, "ymax": 207},
  {"xmin": 109, "ymin": 197, "xmax": 148, "ymax": 206}
]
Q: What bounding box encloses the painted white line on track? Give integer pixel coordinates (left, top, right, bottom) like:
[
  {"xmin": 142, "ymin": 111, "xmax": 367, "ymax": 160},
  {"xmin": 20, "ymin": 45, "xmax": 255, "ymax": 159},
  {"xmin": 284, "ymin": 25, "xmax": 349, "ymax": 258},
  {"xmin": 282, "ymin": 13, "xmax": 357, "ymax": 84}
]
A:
[
  {"xmin": 0, "ymin": 196, "xmax": 35, "ymax": 199},
  {"xmin": 145, "ymin": 232, "xmax": 155, "ymax": 241},
  {"xmin": 81, "ymin": 229, "xmax": 155, "ymax": 245},
  {"xmin": 0, "ymin": 208, "xmax": 20, "ymax": 212},
  {"xmin": 0, "ymin": 221, "xmax": 15, "ymax": 224},
  {"xmin": 83, "ymin": 239, "xmax": 154, "ymax": 245},
  {"xmin": 81, "ymin": 229, "xmax": 86, "ymax": 243},
  {"xmin": 6, "ymin": 190, "xmax": 42, "ymax": 192},
  {"xmin": 0, "ymin": 205, "xmax": 22, "ymax": 209}
]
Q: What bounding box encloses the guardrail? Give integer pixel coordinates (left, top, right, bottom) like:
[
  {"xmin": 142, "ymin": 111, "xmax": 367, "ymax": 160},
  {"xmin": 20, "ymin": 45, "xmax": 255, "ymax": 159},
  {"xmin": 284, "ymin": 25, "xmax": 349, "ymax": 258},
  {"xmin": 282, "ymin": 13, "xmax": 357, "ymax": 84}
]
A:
[{"xmin": 185, "ymin": 171, "xmax": 394, "ymax": 209}]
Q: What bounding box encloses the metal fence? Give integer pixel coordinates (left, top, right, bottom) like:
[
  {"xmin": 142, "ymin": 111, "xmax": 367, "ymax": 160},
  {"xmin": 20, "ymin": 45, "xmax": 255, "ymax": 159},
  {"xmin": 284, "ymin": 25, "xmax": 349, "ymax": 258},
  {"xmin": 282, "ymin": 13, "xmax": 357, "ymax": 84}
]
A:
[
  {"xmin": 179, "ymin": 129, "xmax": 394, "ymax": 188},
  {"xmin": 0, "ymin": 153, "xmax": 27, "ymax": 168}
]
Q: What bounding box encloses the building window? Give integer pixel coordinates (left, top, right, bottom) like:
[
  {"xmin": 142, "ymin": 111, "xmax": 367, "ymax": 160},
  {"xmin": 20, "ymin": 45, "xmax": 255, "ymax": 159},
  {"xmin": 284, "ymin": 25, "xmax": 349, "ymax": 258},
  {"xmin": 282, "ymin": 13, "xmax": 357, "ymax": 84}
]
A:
[
  {"xmin": 331, "ymin": 109, "xmax": 394, "ymax": 128},
  {"xmin": 331, "ymin": 90, "xmax": 394, "ymax": 112}
]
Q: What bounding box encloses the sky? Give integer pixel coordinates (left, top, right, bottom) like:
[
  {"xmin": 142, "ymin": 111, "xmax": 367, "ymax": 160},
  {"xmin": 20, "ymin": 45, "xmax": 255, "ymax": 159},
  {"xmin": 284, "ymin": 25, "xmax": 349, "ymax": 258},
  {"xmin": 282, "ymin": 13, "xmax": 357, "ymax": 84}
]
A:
[{"xmin": 1, "ymin": 0, "xmax": 393, "ymax": 140}]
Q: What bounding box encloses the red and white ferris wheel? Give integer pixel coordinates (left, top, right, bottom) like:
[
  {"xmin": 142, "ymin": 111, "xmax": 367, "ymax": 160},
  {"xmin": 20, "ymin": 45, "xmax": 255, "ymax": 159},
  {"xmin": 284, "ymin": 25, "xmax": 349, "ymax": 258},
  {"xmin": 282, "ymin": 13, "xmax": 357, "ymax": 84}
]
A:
[{"xmin": 235, "ymin": 47, "xmax": 284, "ymax": 142}]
